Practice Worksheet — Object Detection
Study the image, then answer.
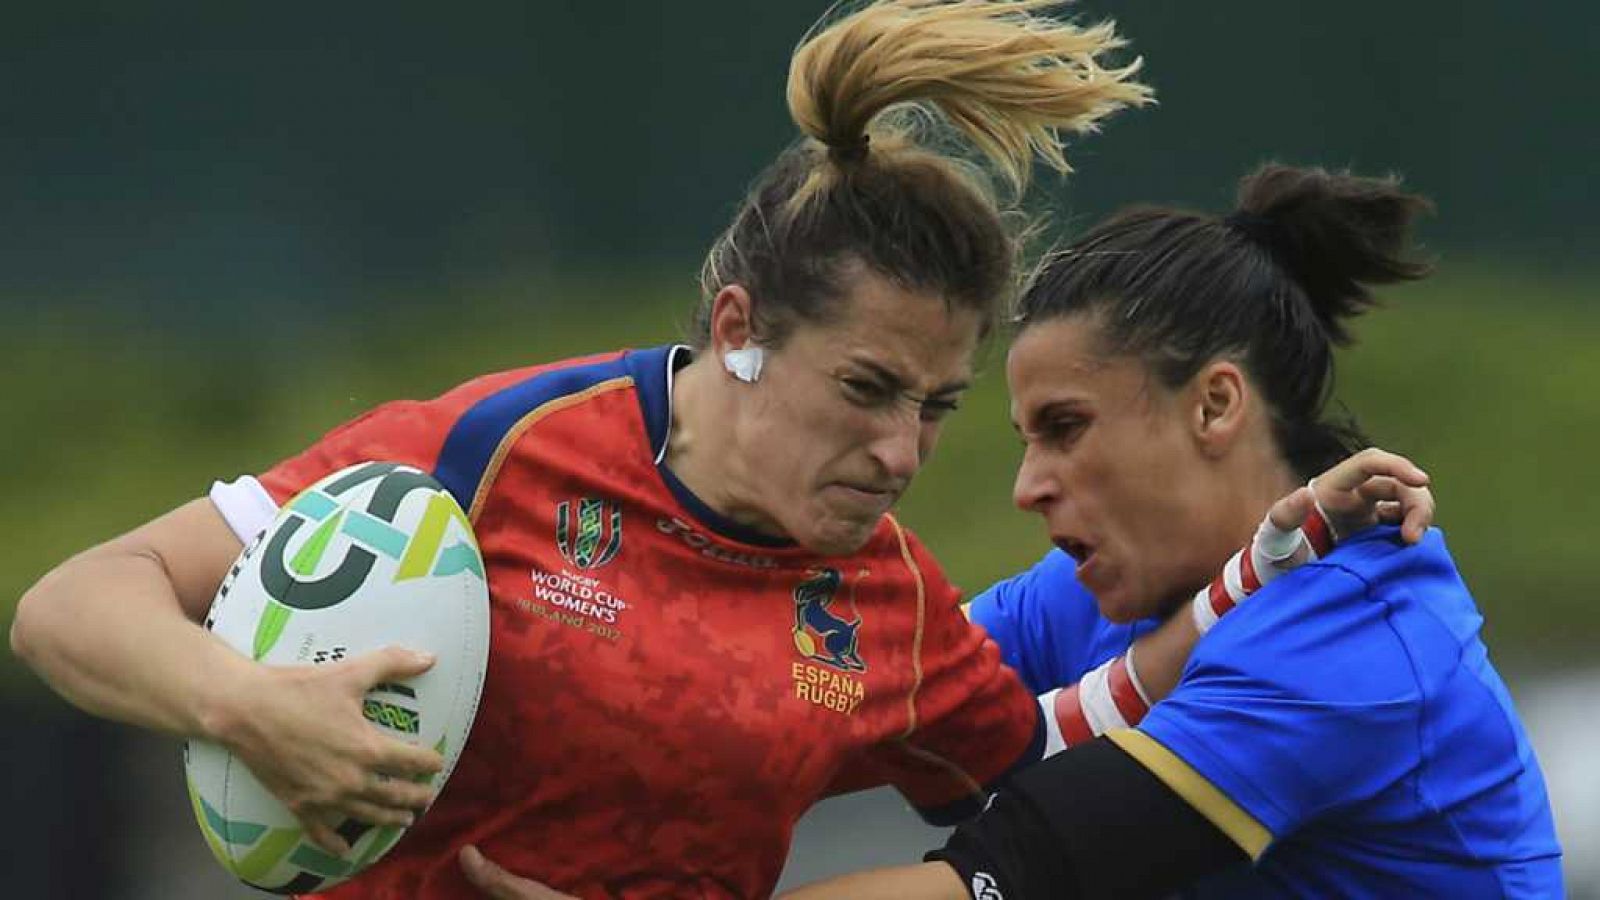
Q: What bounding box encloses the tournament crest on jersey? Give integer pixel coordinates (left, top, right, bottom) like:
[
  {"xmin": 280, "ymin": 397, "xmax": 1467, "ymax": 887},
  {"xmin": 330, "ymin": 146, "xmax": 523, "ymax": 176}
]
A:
[
  {"xmin": 792, "ymin": 567, "xmax": 866, "ymax": 672},
  {"xmin": 556, "ymin": 497, "xmax": 623, "ymax": 570}
]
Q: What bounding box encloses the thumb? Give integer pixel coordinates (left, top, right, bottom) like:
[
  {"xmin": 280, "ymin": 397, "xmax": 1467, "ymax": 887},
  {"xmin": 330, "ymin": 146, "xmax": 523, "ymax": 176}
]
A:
[
  {"xmin": 460, "ymin": 844, "xmax": 504, "ymax": 890},
  {"xmin": 461, "ymin": 845, "xmax": 529, "ymax": 897},
  {"xmin": 460, "ymin": 845, "xmax": 574, "ymax": 899},
  {"xmin": 1267, "ymin": 486, "xmax": 1314, "ymax": 532}
]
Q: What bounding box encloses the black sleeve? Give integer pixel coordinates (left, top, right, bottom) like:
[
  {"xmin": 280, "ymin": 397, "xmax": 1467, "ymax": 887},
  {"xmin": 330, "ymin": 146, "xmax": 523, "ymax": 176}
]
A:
[{"xmin": 924, "ymin": 737, "xmax": 1248, "ymax": 900}]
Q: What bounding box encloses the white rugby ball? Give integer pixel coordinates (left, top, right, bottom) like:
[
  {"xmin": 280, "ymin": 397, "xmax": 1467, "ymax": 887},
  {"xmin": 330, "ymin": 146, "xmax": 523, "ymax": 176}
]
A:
[{"xmin": 185, "ymin": 462, "xmax": 490, "ymax": 894}]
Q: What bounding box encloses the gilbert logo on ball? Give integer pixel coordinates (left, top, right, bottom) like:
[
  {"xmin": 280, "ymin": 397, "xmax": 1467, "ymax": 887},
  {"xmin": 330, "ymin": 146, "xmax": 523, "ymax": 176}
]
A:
[{"xmin": 186, "ymin": 462, "xmax": 491, "ymax": 894}]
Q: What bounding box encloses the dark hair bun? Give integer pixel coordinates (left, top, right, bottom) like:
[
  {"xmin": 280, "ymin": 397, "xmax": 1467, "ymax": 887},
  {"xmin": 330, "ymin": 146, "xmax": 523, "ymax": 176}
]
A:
[{"xmin": 1235, "ymin": 164, "xmax": 1433, "ymax": 343}]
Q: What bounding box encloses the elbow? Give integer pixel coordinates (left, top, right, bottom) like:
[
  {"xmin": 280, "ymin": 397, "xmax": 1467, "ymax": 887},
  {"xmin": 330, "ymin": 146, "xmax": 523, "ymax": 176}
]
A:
[
  {"xmin": 10, "ymin": 567, "xmax": 68, "ymax": 671},
  {"xmin": 9, "ymin": 585, "xmax": 43, "ymax": 669}
]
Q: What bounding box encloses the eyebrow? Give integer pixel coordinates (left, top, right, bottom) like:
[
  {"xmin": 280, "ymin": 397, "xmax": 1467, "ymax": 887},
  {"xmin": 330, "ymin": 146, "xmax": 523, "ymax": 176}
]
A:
[
  {"xmin": 852, "ymin": 358, "xmax": 972, "ymax": 397},
  {"xmin": 1014, "ymin": 399, "xmax": 1087, "ymax": 433}
]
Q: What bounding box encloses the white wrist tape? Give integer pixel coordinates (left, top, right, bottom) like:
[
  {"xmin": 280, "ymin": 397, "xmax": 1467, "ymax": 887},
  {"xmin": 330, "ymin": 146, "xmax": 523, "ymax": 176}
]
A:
[
  {"xmin": 1191, "ymin": 502, "xmax": 1336, "ymax": 635},
  {"xmin": 1039, "ymin": 653, "xmax": 1152, "ymax": 757}
]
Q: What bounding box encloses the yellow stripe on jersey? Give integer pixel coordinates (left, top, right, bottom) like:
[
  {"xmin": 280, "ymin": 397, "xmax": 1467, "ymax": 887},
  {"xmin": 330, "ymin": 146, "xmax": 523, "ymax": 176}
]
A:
[
  {"xmin": 885, "ymin": 514, "xmax": 928, "ymax": 740},
  {"xmin": 468, "ymin": 375, "xmax": 635, "ymax": 522},
  {"xmin": 1108, "ymin": 728, "xmax": 1273, "ymax": 860},
  {"xmin": 885, "ymin": 514, "xmax": 984, "ymax": 799}
]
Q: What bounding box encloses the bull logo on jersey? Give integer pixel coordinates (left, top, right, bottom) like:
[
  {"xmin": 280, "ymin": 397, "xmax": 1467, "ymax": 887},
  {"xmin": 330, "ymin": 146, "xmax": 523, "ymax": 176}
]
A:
[
  {"xmin": 792, "ymin": 568, "xmax": 866, "ymax": 672},
  {"xmin": 556, "ymin": 497, "xmax": 623, "ymax": 570}
]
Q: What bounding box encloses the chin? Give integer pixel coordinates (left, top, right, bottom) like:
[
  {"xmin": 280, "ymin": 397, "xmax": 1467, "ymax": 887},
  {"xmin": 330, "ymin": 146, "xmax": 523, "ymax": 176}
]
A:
[
  {"xmin": 799, "ymin": 517, "xmax": 881, "ymax": 557},
  {"xmin": 1096, "ymin": 600, "xmax": 1146, "ymax": 625},
  {"xmin": 1094, "ymin": 585, "xmax": 1171, "ymax": 625}
]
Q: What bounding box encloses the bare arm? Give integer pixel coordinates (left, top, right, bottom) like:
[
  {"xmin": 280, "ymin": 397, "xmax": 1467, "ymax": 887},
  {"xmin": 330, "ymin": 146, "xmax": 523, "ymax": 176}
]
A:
[
  {"xmin": 10, "ymin": 496, "xmax": 443, "ymax": 854},
  {"xmin": 780, "ymin": 864, "xmax": 967, "ymax": 900},
  {"xmin": 10, "ymin": 498, "xmax": 256, "ymax": 736}
]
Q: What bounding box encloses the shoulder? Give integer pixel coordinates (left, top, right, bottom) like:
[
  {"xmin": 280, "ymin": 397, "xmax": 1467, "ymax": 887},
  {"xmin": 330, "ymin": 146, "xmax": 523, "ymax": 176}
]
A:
[
  {"xmin": 1221, "ymin": 526, "xmax": 1473, "ymax": 647},
  {"xmin": 314, "ymin": 350, "xmax": 635, "ymax": 448},
  {"xmin": 968, "ymin": 551, "xmax": 1149, "ymax": 693},
  {"xmin": 435, "ymin": 349, "xmax": 636, "ymax": 434},
  {"xmin": 258, "ymin": 349, "xmax": 637, "ymax": 508},
  {"xmin": 970, "ymin": 550, "xmax": 1092, "ymax": 618},
  {"xmin": 1224, "ymin": 525, "xmax": 1460, "ymax": 628},
  {"xmin": 1191, "ymin": 528, "xmax": 1457, "ymax": 706},
  {"xmin": 1316, "ymin": 525, "xmax": 1461, "ymax": 586},
  {"xmin": 966, "ymin": 549, "xmax": 1103, "ymax": 650}
]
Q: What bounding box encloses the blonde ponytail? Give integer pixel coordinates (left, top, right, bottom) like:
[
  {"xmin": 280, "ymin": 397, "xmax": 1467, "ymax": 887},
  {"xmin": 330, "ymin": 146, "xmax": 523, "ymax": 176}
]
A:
[
  {"xmin": 787, "ymin": 0, "xmax": 1149, "ymax": 192},
  {"xmin": 696, "ymin": 0, "xmax": 1150, "ymax": 351}
]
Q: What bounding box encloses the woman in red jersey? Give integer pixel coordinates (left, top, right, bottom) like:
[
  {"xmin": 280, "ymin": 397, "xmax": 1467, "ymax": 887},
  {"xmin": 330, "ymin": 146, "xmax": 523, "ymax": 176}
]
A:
[{"xmin": 11, "ymin": 3, "xmax": 1427, "ymax": 898}]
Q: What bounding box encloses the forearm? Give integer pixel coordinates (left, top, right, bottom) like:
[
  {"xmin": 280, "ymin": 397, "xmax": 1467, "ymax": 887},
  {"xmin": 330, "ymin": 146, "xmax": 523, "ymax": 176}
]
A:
[
  {"xmin": 779, "ymin": 863, "xmax": 967, "ymax": 900},
  {"xmin": 11, "ymin": 549, "xmax": 253, "ymax": 740},
  {"xmin": 1123, "ymin": 608, "xmax": 1194, "ymax": 702}
]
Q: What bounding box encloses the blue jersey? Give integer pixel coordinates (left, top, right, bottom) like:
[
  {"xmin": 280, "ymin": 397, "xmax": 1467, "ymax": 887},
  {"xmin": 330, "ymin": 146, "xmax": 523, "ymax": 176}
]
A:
[
  {"xmin": 968, "ymin": 547, "xmax": 1160, "ymax": 694},
  {"xmin": 967, "ymin": 528, "xmax": 1564, "ymax": 897}
]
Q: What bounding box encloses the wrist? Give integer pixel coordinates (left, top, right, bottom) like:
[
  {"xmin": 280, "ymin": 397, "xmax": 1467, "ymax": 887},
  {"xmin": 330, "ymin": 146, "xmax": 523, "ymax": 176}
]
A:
[
  {"xmin": 192, "ymin": 646, "xmax": 264, "ymax": 746},
  {"xmin": 1192, "ymin": 502, "xmax": 1335, "ymax": 636},
  {"xmin": 1044, "ymin": 652, "xmax": 1151, "ymax": 752}
]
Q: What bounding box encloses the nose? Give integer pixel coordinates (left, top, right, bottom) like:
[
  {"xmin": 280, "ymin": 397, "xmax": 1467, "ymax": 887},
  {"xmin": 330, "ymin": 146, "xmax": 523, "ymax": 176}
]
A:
[
  {"xmin": 867, "ymin": 416, "xmax": 925, "ymax": 483},
  {"xmin": 1013, "ymin": 445, "xmax": 1060, "ymax": 513}
]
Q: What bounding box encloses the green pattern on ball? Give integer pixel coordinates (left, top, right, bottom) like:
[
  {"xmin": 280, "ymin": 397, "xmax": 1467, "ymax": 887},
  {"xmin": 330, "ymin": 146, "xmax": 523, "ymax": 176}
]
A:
[
  {"xmin": 234, "ymin": 826, "xmax": 303, "ymax": 883},
  {"xmin": 289, "ymin": 843, "xmax": 356, "ymax": 879},
  {"xmin": 252, "ymin": 601, "xmax": 292, "ymax": 661}
]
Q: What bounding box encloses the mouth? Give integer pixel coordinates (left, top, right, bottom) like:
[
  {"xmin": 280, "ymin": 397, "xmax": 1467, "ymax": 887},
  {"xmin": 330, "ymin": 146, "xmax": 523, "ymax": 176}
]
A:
[
  {"xmin": 829, "ymin": 482, "xmax": 900, "ymax": 510},
  {"xmin": 1052, "ymin": 535, "xmax": 1095, "ymax": 567},
  {"xmin": 836, "ymin": 480, "xmax": 900, "ymax": 497}
]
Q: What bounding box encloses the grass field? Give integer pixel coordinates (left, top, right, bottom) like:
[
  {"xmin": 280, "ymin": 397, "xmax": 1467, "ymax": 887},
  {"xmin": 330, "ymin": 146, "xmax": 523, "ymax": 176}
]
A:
[{"xmin": 4, "ymin": 263, "xmax": 1596, "ymax": 692}]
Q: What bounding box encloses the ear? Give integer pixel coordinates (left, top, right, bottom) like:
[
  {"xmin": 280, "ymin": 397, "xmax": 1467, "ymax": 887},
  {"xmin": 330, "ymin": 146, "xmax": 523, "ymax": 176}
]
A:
[
  {"xmin": 1188, "ymin": 359, "xmax": 1250, "ymax": 458},
  {"xmin": 707, "ymin": 284, "xmax": 757, "ymax": 357}
]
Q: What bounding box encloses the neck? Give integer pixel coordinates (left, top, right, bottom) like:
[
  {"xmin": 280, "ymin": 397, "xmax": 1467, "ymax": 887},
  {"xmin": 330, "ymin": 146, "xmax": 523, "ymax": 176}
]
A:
[
  {"xmin": 664, "ymin": 356, "xmax": 784, "ymax": 536},
  {"xmin": 1213, "ymin": 442, "xmax": 1302, "ymax": 554}
]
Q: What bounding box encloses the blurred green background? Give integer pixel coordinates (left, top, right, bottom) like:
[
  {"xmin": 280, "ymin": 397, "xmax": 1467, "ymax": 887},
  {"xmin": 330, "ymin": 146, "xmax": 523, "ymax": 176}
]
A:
[
  {"xmin": 2, "ymin": 0, "xmax": 1596, "ymax": 896},
  {"xmin": 6, "ymin": 266, "xmax": 1598, "ymax": 677}
]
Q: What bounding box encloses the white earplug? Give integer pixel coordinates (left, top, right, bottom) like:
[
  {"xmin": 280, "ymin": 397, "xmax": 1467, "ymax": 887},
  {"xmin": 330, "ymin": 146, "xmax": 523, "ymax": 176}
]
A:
[{"xmin": 723, "ymin": 344, "xmax": 765, "ymax": 383}]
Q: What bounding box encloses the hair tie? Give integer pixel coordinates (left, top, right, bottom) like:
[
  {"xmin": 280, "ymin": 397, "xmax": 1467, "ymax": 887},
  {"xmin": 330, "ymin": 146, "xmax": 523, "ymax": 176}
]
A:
[{"xmin": 828, "ymin": 134, "xmax": 870, "ymax": 164}]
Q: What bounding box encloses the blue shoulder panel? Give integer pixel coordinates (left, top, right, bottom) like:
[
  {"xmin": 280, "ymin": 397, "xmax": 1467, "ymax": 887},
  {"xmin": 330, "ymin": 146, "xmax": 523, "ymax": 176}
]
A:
[
  {"xmin": 433, "ymin": 351, "xmax": 641, "ymax": 511},
  {"xmin": 622, "ymin": 344, "xmax": 676, "ymax": 458}
]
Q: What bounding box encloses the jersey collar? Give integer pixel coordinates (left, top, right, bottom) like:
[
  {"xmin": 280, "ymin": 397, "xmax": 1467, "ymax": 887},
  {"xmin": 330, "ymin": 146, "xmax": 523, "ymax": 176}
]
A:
[{"xmin": 624, "ymin": 344, "xmax": 796, "ymax": 549}]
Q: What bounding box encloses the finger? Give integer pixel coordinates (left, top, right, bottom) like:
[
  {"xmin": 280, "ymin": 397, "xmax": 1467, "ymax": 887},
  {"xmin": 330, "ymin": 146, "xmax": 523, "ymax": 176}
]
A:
[
  {"xmin": 1373, "ymin": 500, "xmax": 1404, "ymax": 524},
  {"xmin": 1319, "ymin": 448, "xmax": 1430, "ymax": 493},
  {"xmin": 1371, "ymin": 495, "xmax": 1432, "ymax": 544},
  {"xmin": 1267, "ymin": 486, "xmax": 1315, "ymax": 531},
  {"xmin": 350, "ymin": 646, "xmax": 437, "ymax": 688},
  {"xmin": 461, "ymin": 845, "xmax": 521, "ymax": 898},
  {"xmin": 358, "ymin": 772, "xmax": 437, "ymax": 811},
  {"xmin": 339, "ymin": 796, "xmax": 417, "ymax": 829},
  {"xmin": 1398, "ymin": 485, "xmax": 1435, "ymax": 543},
  {"xmin": 1355, "ymin": 476, "xmax": 1403, "ymax": 503},
  {"xmin": 459, "ymin": 846, "xmax": 576, "ymax": 900},
  {"xmin": 460, "ymin": 844, "xmax": 496, "ymax": 892},
  {"xmin": 370, "ymin": 739, "xmax": 446, "ymax": 780},
  {"xmin": 301, "ymin": 816, "xmax": 352, "ymax": 858}
]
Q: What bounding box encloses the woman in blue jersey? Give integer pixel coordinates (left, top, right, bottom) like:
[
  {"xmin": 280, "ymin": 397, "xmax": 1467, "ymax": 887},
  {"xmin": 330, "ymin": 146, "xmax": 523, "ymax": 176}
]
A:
[{"xmin": 785, "ymin": 167, "xmax": 1564, "ymax": 897}]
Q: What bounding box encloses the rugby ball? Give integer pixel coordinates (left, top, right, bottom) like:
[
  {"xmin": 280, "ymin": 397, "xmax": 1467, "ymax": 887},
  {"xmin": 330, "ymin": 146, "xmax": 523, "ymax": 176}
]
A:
[{"xmin": 185, "ymin": 462, "xmax": 490, "ymax": 894}]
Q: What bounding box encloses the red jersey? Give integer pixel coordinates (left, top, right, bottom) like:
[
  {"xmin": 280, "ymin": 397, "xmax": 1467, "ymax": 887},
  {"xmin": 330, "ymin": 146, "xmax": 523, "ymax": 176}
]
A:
[{"xmin": 253, "ymin": 346, "xmax": 1042, "ymax": 899}]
